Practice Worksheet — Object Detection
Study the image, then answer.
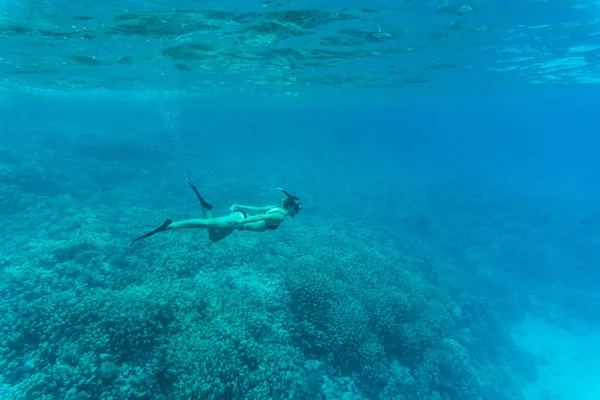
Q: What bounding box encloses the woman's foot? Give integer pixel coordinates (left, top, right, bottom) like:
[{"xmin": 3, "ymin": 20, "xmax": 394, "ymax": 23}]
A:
[
  {"xmin": 184, "ymin": 174, "xmax": 214, "ymax": 210},
  {"xmin": 130, "ymin": 219, "xmax": 173, "ymax": 245}
]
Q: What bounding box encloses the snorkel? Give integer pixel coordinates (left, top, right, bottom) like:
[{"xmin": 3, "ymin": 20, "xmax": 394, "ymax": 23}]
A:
[{"xmin": 277, "ymin": 187, "xmax": 302, "ymax": 216}]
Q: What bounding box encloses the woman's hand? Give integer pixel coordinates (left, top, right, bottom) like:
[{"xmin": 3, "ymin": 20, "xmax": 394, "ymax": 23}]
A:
[
  {"xmin": 226, "ymin": 217, "xmax": 237, "ymax": 225},
  {"xmin": 229, "ymin": 204, "xmax": 239, "ymax": 212}
]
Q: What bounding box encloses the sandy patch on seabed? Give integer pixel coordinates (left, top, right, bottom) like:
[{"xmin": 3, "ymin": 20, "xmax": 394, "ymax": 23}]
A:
[{"xmin": 512, "ymin": 318, "xmax": 600, "ymax": 400}]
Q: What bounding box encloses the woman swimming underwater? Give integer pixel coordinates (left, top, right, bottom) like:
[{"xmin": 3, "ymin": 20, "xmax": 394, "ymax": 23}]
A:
[{"xmin": 130, "ymin": 174, "xmax": 302, "ymax": 244}]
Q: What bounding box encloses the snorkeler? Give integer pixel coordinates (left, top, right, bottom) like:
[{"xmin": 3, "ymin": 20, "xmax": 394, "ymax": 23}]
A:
[{"xmin": 130, "ymin": 174, "xmax": 303, "ymax": 245}]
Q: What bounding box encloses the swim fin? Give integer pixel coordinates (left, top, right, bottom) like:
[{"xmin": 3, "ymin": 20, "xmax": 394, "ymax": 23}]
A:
[
  {"xmin": 184, "ymin": 174, "xmax": 214, "ymax": 210},
  {"xmin": 130, "ymin": 219, "xmax": 173, "ymax": 245}
]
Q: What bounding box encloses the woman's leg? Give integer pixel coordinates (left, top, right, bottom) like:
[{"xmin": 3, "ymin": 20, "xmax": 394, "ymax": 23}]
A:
[
  {"xmin": 184, "ymin": 174, "xmax": 226, "ymax": 239},
  {"xmin": 129, "ymin": 215, "xmax": 235, "ymax": 245},
  {"xmin": 167, "ymin": 217, "xmax": 230, "ymax": 230},
  {"xmin": 185, "ymin": 174, "xmax": 214, "ymax": 216},
  {"xmin": 172, "ymin": 216, "xmax": 235, "ymax": 241},
  {"xmin": 208, "ymin": 228, "xmax": 234, "ymax": 243},
  {"xmin": 207, "ymin": 210, "xmax": 247, "ymax": 242},
  {"xmin": 200, "ymin": 199, "xmax": 213, "ymax": 219},
  {"xmin": 201, "ymin": 207, "xmax": 235, "ymax": 242},
  {"xmin": 130, "ymin": 175, "xmax": 238, "ymax": 244},
  {"xmin": 130, "ymin": 219, "xmax": 173, "ymax": 245},
  {"xmin": 167, "ymin": 211, "xmax": 246, "ymax": 231}
]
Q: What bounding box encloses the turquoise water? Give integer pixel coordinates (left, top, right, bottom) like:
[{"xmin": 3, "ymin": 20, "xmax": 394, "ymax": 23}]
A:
[{"xmin": 1, "ymin": 1, "xmax": 600, "ymax": 400}]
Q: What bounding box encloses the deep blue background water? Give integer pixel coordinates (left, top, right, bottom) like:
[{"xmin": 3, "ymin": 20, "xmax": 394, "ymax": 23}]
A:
[{"xmin": 5, "ymin": 83, "xmax": 598, "ymax": 204}]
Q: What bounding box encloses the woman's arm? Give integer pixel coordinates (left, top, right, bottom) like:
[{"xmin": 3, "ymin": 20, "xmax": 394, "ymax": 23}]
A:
[
  {"xmin": 226, "ymin": 212, "xmax": 285, "ymax": 226},
  {"xmin": 232, "ymin": 205, "xmax": 275, "ymax": 215}
]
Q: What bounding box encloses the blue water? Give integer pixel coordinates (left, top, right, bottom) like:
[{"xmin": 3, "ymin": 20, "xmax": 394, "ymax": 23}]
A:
[{"xmin": 1, "ymin": 1, "xmax": 600, "ymax": 399}]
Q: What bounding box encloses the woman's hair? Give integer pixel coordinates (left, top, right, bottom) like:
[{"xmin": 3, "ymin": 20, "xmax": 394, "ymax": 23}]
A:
[{"xmin": 280, "ymin": 195, "xmax": 301, "ymax": 210}]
